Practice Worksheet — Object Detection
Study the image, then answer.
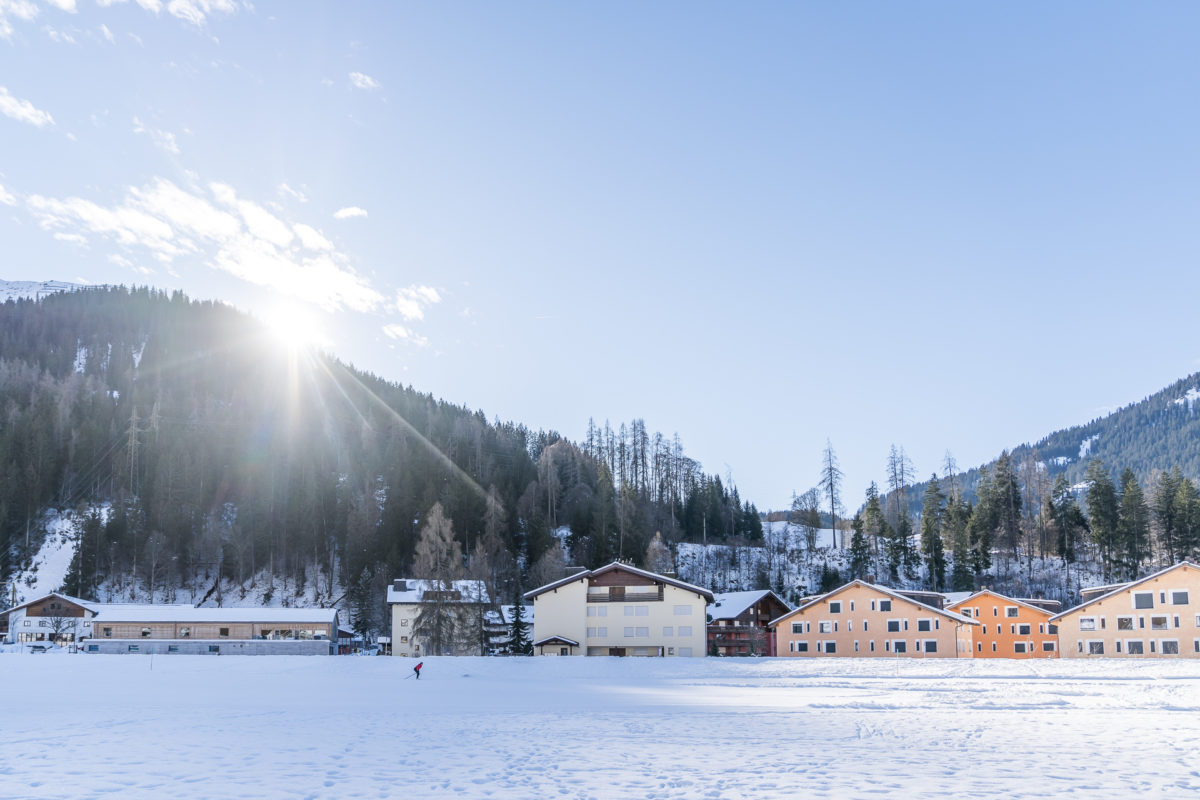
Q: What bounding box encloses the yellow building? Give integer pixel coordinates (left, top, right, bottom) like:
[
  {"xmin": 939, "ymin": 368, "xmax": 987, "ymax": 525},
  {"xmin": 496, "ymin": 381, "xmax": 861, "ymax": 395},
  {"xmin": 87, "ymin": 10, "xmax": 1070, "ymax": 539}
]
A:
[
  {"xmin": 771, "ymin": 580, "xmax": 978, "ymax": 658},
  {"xmin": 1053, "ymin": 561, "xmax": 1200, "ymax": 658},
  {"xmin": 948, "ymin": 590, "xmax": 1060, "ymax": 658},
  {"xmin": 526, "ymin": 563, "xmax": 713, "ymax": 657}
]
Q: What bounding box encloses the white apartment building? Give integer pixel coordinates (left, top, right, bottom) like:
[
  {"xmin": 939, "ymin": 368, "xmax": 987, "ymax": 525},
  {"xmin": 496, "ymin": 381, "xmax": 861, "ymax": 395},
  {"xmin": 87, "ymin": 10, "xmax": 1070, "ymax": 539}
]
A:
[{"xmin": 525, "ymin": 562, "xmax": 713, "ymax": 657}]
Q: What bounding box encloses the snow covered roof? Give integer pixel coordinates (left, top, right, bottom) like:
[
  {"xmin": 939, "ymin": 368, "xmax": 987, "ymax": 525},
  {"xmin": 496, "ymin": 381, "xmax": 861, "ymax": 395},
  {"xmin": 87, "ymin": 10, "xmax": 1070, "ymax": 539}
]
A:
[
  {"xmin": 1, "ymin": 591, "xmax": 101, "ymax": 617},
  {"xmin": 1051, "ymin": 561, "xmax": 1200, "ymax": 621},
  {"xmin": 533, "ymin": 635, "xmax": 579, "ymax": 647},
  {"xmin": 386, "ymin": 579, "xmax": 490, "ymax": 605},
  {"xmin": 92, "ymin": 604, "xmax": 338, "ymax": 624},
  {"xmin": 525, "ymin": 562, "xmax": 714, "ymax": 602},
  {"xmin": 769, "ymin": 580, "xmax": 980, "ymax": 628},
  {"xmin": 707, "ymin": 590, "xmax": 788, "ymax": 621},
  {"xmin": 947, "ymin": 590, "xmax": 1058, "ymax": 618}
]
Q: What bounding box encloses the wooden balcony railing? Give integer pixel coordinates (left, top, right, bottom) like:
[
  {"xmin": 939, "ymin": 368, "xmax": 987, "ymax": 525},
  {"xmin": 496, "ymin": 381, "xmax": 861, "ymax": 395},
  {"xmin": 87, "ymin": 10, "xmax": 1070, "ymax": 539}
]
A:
[{"xmin": 586, "ymin": 586, "xmax": 664, "ymax": 602}]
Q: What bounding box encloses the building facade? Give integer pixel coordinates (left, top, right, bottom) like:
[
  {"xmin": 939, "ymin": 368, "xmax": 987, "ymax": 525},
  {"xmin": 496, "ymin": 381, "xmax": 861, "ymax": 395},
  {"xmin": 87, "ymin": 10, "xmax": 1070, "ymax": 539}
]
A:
[
  {"xmin": 0, "ymin": 592, "xmax": 97, "ymax": 645},
  {"xmin": 706, "ymin": 590, "xmax": 790, "ymax": 656},
  {"xmin": 772, "ymin": 580, "xmax": 979, "ymax": 658},
  {"xmin": 948, "ymin": 590, "xmax": 1059, "ymax": 658},
  {"xmin": 1053, "ymin": 562, "xmax": 1200, "ymax": 658},
  {"xmin": 387, "ymin": 579, "xmax": 492, "ymax": 657},
  {"xmin": 526, "ymin": 563, "xmax": 713, "ymax": 657}
]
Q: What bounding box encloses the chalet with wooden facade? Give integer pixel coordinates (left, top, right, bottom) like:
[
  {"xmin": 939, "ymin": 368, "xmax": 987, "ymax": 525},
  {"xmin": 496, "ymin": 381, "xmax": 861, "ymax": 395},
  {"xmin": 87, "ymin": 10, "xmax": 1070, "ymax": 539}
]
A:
[
  {"xmin": 0, "ymin": 592, "xmax": 97, "ymax": 645},
  {"xmin": 706, "ymin": 590, "xmax": 790, "ymax": 656},
  {"xmin": 526, "ymin": 563, "xmax": 713, "ymax": 657},
  {"xmin": 948, "ymin": 590, "xmax": 1060, "ymax": 658},
  {"xmin": 1053, "ymin": 561, "xmax": 1200, "ymax": 658},
  {"xmin": 771, "ymin": 580, "xmax": 979, "ymax": 658}
]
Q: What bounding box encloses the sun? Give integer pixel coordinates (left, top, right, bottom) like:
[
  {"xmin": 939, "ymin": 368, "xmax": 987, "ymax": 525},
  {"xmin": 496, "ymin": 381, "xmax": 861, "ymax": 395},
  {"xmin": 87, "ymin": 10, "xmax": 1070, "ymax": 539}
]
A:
[{"xmin": 260, "ymin": 302, "xmax": 327, "ymax": 352}]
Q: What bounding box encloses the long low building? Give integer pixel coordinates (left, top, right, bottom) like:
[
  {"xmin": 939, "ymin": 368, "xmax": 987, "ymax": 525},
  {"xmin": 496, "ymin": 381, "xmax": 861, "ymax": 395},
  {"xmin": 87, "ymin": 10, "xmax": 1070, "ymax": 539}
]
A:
[{"xmin": 1, "ymin": 592, "xmax": 339, "ymax": 655}]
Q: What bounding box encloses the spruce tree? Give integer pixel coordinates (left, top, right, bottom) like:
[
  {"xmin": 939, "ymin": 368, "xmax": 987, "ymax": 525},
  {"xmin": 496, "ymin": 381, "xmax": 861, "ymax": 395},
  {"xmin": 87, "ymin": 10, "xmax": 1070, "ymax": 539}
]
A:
[
  {"xmin": 920, "ymin": 475, "xmax": 947, "ymax": 591},
  {"xmin": 1086, "ymin": 459, "xmax": 1120, "ymax": 579},
  {"xmin": 849, "ymin": 513, "xmax": 871, "ymax": 579},
  {"xmin": 1117, "ymin": 468, "xmax": 1150, "ymax": 580},
  {"xmin": 509, "ymin": 583, "xmax": 531, "ymax": 656}
]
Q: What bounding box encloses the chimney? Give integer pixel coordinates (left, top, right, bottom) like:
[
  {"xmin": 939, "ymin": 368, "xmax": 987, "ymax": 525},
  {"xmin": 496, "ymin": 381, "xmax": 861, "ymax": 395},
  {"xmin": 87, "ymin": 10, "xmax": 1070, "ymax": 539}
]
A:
[{"xmin": 393, "ymin": 580, "xmax": 407, "ymax": 592}]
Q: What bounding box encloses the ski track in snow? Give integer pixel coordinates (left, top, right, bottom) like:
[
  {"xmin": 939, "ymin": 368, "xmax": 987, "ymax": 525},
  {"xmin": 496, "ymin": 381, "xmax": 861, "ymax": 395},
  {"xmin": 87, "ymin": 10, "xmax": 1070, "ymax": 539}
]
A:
[{"xmin": 3, "ymin": 657, "xmax": 1200, "ymax": 799}]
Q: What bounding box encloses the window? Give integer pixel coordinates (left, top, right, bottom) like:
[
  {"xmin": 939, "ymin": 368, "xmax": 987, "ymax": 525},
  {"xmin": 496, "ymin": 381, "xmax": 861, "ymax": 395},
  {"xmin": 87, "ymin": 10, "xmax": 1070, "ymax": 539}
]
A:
[
  {"xmin": 673, "ymin": 606, "xmax": 692, "ymax": 616},
  {"xmin": 903, "ymin": 620, "xmax": 909, "ymax": 631},
  {"xmin": 1133, "ymin": 592, "xmax": 1154, "ymax": 609},
  {"xmin": 219, "ymin": 628, "xmax": 229, "ymax": 638},
  {"xmin": 850, "ymin": 601, "xmax": 855, "ymax": 611},
  {"xmin": 128, "ymin": 645, "xmax": 139, "ymax": 652},
  {"xmin": 678, "ymin": 647, "xmax": 693, "ymax": 657},
  {"xmin": 1126, "ymin": 640, "xmax": 1144, "ymax": 655},
  {"xmin": 960, "ymin": 608, "xmax": 972, "ymax": 618},
  {"xmin": 1162, "ymin": 640, "xmax": 1180, "ymax": 655},
  {"xmin": 635, "ymin": 627, "xmax": 649, "ymax": 638},
  {"xmin": 141, "ymin": 627, "xmax": 152, "ymax": 638},
  {"xmin": 87, "ymin": 644, "xmax": 99, "ymax": 653},
  {"xmin": 587, "ymin": 606, "xmax": 606, "ymax": 617},
  {"xmin": 917, "ymin": 619, "xmax": 931, "ymax": 632},
  {"xmin": 863, "ymin": 621, "xmax": 868, "ymax": 631},
  {"xmin": 819, "ymin": 621, "xmax": 833, "ymax": 634},
  {"xmin": 829, "ymin": 601, "xmax": 842, "ymax": 613},
  {"xmin": 854, "ymin": 641, "xmax": 859, "ymax": 652},
  {"xmin": 1010, "ymin": 625, "xmax": 1016, "ymax": 634},
  {"xmin": 1014, "ymin": 642, "xmax": 1027, "ymax": 654},
  {"xmin": 887, "ymin": 620, "xmax": 900, "ymax": 633},
  {"xmin": 624, "ymin": 627, "xmax": 635, "ymax": 637},
  {"xmin": 662, "ymin": 626, "xmax": 673, "ymax": 637},
  {"xmin": 1048, "ymin": 624, "xmax": 1058, "ymax": 634},
  {"xmin": 1088, "ymin": 641, "xmax": 1104, "ymax": 655},
  {"xmin": 1079, "ymin": 617, "xmax": 1097, "ymax": 631},
  {"xmin": 1018, "ymin": 624, "xmax": 1030, "ymax": 635},
  {"xmin": 667, "ymin": 647, "xmax": 675, "ymax": 655},
  {"xmin": 1006, "ymin": 607, "xmax": 1019, "ymax": 618},
  {"xmin": 636, "ymin": 606, "xmax": 649, "ymax": 617},
  {"xmin": 825, "ymin": 642, "xmax": 837, "ymax": 654},
  {"xmin": 587, "ymin": 627, "xmax": 597, "ymax": 637},
  {"xmin": 893, "ymin": 641, "xmax": 906, "ymax": 654},
  {"xmin": 400, "ymin": 618, "xmax": 409, "ymax": 626},
  {"xmin": 981, "ymin": 625, "xmax": 987, "ymax": 634},
  {"xmin": 1152, "ymin": 616, "xmax": 1169, "ymax": 630},
  {"xmin": 209, "ymin": 645, "xmax": 220, "ymax": 653},
  {"xmin": 924, "ymin": 640, "xmax": 937, "ymax": 653},
  {"xmin": 795, "ymin": 641, "xmax": 809, "ymax": 652},
  {"xmin": 1117, "ymin": 616, "xmax": 1133, "ymax": 631},
  {"xmin": 870, "ymin": 641, "xmax": 875, "ymax": 652},
  {"xmin": 103, "ymin": 627, "xmax": 112, "ymax": 638},
  {"xmin": 1042, "ymin": 641, "xmax": 1056, "ymax": 652},
  {"xmin": 168, "ymin": 645, "xmax": 180, "ymax": 653},
  {"xmin": 1172, "ymin": 591, "xmax": 1189, "ymax": 605},
  {"xmin": 678, "ymin": 626, "xmax": 693, "ymax": 637},
  {"xmin": 792, "ymin": 622, "xmax": 803, "ymax": 634},
  {"xmin": 180, "ymin": 627, "xmax": 190, "ymax": 638},
  {"xmin": 878, "ymin": 600, "xmax": 891, "ymax": 612},
  {"xmin": 992, "ymin": 642, "xmax": 997, "ymax": 652},
  {"xmin": 993, "ymin": 607, "xmax": 998, "ymax": 617},
  {"xmin": 23, "ymin": 620, "xmax": 29, "ymax": 627}
]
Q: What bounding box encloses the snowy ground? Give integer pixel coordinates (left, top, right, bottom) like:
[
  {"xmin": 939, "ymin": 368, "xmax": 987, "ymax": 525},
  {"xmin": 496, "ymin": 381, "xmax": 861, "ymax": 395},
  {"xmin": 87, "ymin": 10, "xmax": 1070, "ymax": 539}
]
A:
[{"xmin": 4, "ymin": 656, "xmax": 1200, "ymax": 799}]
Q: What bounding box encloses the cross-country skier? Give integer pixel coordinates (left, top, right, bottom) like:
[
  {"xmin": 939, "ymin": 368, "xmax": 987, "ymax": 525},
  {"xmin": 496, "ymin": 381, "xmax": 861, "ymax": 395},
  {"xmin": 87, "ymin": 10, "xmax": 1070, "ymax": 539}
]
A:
[{"xmin": 413, "ymin": 661, "xmax": 423, "ymax": 680}]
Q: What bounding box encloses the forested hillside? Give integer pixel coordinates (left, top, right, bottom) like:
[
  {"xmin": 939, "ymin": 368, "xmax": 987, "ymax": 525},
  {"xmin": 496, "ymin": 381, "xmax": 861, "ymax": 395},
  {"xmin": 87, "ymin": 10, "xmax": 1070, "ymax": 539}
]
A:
[{"xmin": 0, "ymin": 286, "xmax": 760, "ymax": 631}]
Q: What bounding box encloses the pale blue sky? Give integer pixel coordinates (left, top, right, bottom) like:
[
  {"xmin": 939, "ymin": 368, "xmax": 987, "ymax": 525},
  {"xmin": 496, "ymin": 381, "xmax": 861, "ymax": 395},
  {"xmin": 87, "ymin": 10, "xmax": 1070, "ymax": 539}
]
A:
[{"xmin": 4, "ymin": 2, "xmax": 1200, "ymax": 511}]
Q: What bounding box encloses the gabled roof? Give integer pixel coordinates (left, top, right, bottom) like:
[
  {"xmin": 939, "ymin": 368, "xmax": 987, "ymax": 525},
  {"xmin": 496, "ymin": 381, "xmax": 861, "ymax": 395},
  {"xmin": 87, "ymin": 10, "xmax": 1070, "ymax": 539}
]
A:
[
  {"xmin": 708, "ymin": 590, "xmax": 790, "ymax": 621},
  {"xmin": 0, "ymin": 591, "xmax": 101, "ymax": 617},
  {"xmin": 386, "ymin": 579, "xmax": 491, "ymax": 605},
  {"xmin": 1050, "ymin": 561, "xmax": 1200, "ymax": 621},
  {"xmin": 533, "ymin": 635, "xmax": 579, "ymax": 648},
  {"xmin": 768, "ymin": 580, "xmax": 979, "ymax": 628},
  {"xmin": 524, "ymin": 562, "xmax": 714, "ymax": 602},
  {"xmin": 947, "ymin": 589, "xmax": 1056, "ymax": 618}
]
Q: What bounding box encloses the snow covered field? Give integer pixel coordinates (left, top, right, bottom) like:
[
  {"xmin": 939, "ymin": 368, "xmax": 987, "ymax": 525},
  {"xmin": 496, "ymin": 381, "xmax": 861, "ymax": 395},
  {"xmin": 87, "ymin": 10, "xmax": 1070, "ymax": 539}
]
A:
[{"xmin": 4, "ymin": 656, "xmax": 1200, "ymax": 799}]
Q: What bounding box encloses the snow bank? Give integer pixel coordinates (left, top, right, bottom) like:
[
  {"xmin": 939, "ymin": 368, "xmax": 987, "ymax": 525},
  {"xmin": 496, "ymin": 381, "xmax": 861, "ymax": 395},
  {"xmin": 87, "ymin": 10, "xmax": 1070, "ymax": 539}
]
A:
[{"xmin": 4, "ymin": 656, "xmax": 1199, "ymax": 799}]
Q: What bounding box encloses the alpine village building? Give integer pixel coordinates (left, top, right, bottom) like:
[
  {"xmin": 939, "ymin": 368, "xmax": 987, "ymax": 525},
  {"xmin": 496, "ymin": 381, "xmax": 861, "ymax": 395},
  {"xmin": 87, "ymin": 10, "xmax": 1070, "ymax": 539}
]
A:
[
  {"xmin": 526, "ymin": 562, "xmax": 713, "ymax": 657},
  {"xmin": 947, "ymin": 590, "xmax": 1061, "ymax": 658},
  {"xmin": 772, "ymin": 580, "xmax": 980, "ymax": 658},
  {"xmin": 707, "ymin": 590, "xmax": 791, "ymax": 656}
]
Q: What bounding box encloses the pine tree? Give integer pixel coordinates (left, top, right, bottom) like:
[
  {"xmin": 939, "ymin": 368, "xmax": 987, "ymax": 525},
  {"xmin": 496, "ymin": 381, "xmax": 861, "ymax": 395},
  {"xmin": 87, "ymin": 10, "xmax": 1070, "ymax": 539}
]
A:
[
  {"xmin": 992, "ymin": 451, "xmax": 1023, "ymax": 561},
  {"xmin": 1117, "ymin": 468, "xmax": 1150, "ymax": 580},
  {"xmin": 1152, "ymin": 467, "xmax": 1183, "ymax": 564},
  {"xmin": 946, "ymin": 496, "xmax": 974, "ymax": 592},
  {"xmin": 508, "ymin": 583, "xmax": 531, "ymax": 656},
  {"xmin": 1086, "ymin": 459, "xmax": 1120, "ymax": 579},
  {"xmin": 919, "ymin": 475, "xmax": 947, "ymax": 591},
  {"xmin": 849, "ymin": 513, "xmax": 871, "ymax": 579},
  {"xmin": 819, "ymin": 441, "xmax": 844, "ymax": 548},
  {"xmin": 1047, "ymin": 473, "xmax": 1087, "ymax": 572}
]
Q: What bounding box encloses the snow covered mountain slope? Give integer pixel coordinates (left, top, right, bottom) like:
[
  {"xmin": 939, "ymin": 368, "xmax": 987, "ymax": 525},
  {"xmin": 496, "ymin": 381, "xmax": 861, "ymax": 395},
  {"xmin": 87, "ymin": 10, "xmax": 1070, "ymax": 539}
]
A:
[{"xmin": 0, "ymin": 279, "xmax": 80, "ymax": 302}]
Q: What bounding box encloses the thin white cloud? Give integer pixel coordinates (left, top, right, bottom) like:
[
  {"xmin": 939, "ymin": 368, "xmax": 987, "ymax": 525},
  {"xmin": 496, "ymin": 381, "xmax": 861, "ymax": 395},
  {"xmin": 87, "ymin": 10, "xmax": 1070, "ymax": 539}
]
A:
[
  {"xmin": 42, "ymin": 0, "xmax": 77, "ymax": 10},
  {"xmin": 382, "ymin": 324, "xmax": 429, "ymax": 347},
  {"xmin": 54, "ymin": 232, "xmax": 87, "ymax": 244},
  {"xmin": 99, "ymin": 23, "xmax": 114, "ymax": 42},
  {"xmin": 349, "ymin": 72, "xmax": 379, "ymax": 90},
  {"xmin": 0, "ymin": 86, "xmax": 54, "ymax": 128},
  {"xmin": 25, "ymin": 176, "xmax": 385, "ymax": 313},
  {"xmin": 278, "ymin": 183, "xmax": 308, "ymax": 203},
  {"xmin": 0, "ymin": 0, "xmax": 38, "ymax": 39},
  {"xmin": 132, "ymin": 116, "xmax": 180, "ymax": 154},
  {"xmin": 3, "ymin": 0, "xmax": 230, "ymax": 39},
  {"xmin": 394, "ymin": 285, "xmax": 442, "ymax": 321},
  {"xmin": 0, "ymin": 183, "xmax": 14, "ymax": 205},
  {"xmin": 45, "ymin": 25, "xmax": 77, "ymax": 43},
  {"xmin": 333, "ymin": 206, "xmax": 367, "ymax": 220}
]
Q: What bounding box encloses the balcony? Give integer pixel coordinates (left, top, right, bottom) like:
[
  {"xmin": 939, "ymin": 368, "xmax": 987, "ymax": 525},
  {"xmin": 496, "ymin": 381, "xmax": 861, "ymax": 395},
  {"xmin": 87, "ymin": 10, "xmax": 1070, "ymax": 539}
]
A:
[{"xmin": 587, "ymin": 586, "xmax": 664, "ymax": 603}]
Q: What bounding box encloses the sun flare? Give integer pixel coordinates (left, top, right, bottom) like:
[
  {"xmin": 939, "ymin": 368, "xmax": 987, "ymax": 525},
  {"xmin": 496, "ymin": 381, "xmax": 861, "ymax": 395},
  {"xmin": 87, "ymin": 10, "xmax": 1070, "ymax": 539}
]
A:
[{"xmin": 260, "ymin": 303, "xmax": 327, "ymax": 352}]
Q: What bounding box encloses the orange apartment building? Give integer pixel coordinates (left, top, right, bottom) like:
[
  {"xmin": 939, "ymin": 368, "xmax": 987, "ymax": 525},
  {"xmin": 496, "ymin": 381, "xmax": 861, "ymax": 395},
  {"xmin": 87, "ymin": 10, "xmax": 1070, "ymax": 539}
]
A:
[
  {"xmin": 771, "ymin": 580, "xmax": 979, "ymax": 658},
  {"xmin": 947, "ymin": 590, "xmax": 1060, "ymax": 658}
]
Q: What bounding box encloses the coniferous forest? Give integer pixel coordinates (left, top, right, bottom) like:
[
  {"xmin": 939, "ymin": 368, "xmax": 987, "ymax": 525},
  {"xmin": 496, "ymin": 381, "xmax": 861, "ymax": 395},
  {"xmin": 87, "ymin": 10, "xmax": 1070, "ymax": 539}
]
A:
[{"xmin": 0, "ymin": 287, "xmax": 760, "ymax": 632}]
